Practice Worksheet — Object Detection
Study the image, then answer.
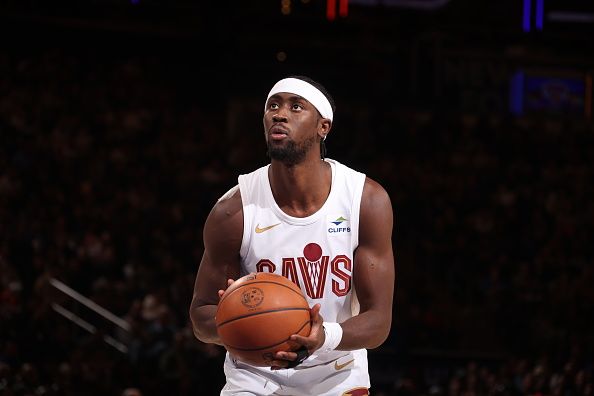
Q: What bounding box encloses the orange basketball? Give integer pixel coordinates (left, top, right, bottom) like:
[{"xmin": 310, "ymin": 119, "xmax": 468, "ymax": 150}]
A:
[{"xmin": 215, "ymin": 272, "xmax": 311, "ymax": 366}]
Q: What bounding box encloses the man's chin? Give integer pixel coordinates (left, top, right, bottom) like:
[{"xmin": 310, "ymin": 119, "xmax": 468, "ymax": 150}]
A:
[{"xmin": 267, "ymin": 149, "xmax": 305, "ymax": 167}]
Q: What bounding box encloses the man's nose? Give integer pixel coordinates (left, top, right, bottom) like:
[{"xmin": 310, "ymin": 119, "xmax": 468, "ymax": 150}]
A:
[
  {"xmin": 272, "ymin": 113, "xmax": 287, "ymax": 122},
  {"xmin": 272, "ymin": 106, "xmax": 288, "ymax": 122}
]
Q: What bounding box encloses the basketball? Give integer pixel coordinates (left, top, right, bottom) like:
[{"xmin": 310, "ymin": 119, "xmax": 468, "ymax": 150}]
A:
[{"xmin": 215, "ymin": 272, "xmax": 311, "ymax": 366}]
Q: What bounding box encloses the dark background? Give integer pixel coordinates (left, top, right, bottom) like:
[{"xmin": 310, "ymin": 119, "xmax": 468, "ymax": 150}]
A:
[{"xmin": 1, "ymin": 1, "xmax": 593, "ymax": 395}]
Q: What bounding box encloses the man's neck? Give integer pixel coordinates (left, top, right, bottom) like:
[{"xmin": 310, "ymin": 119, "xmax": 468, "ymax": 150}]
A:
[{"xmin": 268, "ymin": 158, "xmax": 331, "ymax": 218}]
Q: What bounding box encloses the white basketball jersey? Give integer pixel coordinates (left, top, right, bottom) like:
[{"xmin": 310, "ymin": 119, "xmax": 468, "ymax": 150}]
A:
[{"xmin": 236, "ymin": 158, "xmax": 366, "ymax": 368}]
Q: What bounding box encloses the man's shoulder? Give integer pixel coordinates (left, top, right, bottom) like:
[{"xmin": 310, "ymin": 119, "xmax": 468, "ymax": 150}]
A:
[
  {"xmin": 216, "ymin": 183, "xmax": 240, "ymax": 202},
  {"xmin": 363, "ymin": 176, "xmax": 387, "ymax": 192},
  {"xmin": 362, "ymin": 177, "xmax": 392, "ymax": 210},
  {"xmin": 209, "ymin": 185, "xmax": 243, "ymax": 225}
]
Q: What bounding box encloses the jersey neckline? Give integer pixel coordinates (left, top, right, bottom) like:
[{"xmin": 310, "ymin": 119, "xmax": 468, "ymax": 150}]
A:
[{"xmin": 265, "ymin": 158, "xmax": 338, "ymax": 226}]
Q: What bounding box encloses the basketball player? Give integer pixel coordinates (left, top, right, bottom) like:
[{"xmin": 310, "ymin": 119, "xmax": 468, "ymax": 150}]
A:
[{"xmin": 190, "ymin": 76, "xmax": 395, "ymax": 395}]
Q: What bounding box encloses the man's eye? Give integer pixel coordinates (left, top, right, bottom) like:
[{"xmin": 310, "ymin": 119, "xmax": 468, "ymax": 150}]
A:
[
  {"xmin": 292, "ymin": 104, "xmax": 303, "ymax": 110},
  {"xmin": 270, "ymin": 103, "xmax": 279, "ymax": 109}
]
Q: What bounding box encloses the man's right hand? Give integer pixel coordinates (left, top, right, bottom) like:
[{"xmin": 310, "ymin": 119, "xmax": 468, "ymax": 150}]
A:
[{"xmin": 217, "ymin": 278, "xmax": 236, "ymax": 299}]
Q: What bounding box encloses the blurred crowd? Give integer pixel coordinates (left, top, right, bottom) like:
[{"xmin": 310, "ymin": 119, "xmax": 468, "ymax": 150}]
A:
[{"xmin": 1, "ymin": 46, "xmax": 593, "ymax": 395}]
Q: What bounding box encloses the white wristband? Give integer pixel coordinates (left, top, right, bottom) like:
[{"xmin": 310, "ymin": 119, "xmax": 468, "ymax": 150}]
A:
[{"xmin": 320, "ymin": 322, "xmax": 343, "ymax": 352}]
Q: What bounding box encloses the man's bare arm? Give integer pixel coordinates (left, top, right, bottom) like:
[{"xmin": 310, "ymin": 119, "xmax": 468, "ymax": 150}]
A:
[
  {"xmin": 337, "ymin": 177, "xmax": 395, "ymax": 350},
  {"xmin": 189, "ymin": 187, "xmax": 243, "ymax": 344}
]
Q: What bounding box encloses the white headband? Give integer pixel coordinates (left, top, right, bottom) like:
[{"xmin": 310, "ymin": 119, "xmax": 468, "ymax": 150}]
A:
[{"xmin": 265, "ymin": 78, "xmax": 333, "ymax": 121}]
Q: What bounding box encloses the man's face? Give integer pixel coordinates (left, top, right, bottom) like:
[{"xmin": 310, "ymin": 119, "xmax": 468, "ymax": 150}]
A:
[{"xmin": 263, "ymin": 92, "xmax": 322, "ymax": 166}]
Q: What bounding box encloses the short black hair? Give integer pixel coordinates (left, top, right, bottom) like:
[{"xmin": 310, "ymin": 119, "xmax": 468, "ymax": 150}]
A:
[{"xmin": 288, "ymin": 75, "xmax": 336, "ymax": 114}]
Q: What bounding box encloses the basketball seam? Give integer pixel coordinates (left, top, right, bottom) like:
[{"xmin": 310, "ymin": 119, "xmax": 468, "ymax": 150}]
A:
[
  {"xmin": 218, "ymin": 279, "xmax": 307, "ymax": 308},
  {"xmin": 216, "ymin": 307, "xmax": 310, "ymax": 327},
  {"xmin": 224, "ymin": 320, "xmax": 311, "ymax": 351}
]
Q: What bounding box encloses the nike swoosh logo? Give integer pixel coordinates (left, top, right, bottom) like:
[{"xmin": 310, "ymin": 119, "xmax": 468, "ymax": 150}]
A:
[
  {"xmin": 334, "ymin": 358, "xmax": 354, "ymax": 371},
  {"xmin": 255, "ymin": 223, "xmax": 281, "ymax": 233}
]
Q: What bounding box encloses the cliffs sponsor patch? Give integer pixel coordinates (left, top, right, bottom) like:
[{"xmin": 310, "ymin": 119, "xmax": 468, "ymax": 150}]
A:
[{"xmin": 327, "ymin": 215, "xmax": 351, "ymax": 235}]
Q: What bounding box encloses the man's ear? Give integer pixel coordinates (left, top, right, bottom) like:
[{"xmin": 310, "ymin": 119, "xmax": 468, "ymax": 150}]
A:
[{"xmin": 318, "ymin": 118, "xmax": 332, "ymax": 139}]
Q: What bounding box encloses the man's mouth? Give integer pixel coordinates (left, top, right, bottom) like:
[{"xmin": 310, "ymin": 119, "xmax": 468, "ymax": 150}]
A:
[{"xmin": 269, "ymin": 125, "xmax": 288, "ymax": 140}]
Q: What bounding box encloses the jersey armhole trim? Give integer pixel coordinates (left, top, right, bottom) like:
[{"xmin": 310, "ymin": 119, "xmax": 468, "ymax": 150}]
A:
[{"xmin": 237, "ymin": 176, "xmax": 252, "ymax": 260}]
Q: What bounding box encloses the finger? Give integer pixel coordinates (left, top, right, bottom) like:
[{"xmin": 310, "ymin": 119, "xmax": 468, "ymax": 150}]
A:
[
  {"xmin": 269, "ymin": 356, "xmax": 291, "ymax": 370},
  {"xmin": 286, "ymin": 347, "xmax": 310, "ymax": 368},
  {"xmin": 289, "ymin": 334, "xmax": 313, "ymax": 346},
  {"xmin": 311, "ymin": 303, "xmax": 321, "ymax": 315},
  {"xmin": 270, "ymin": 362, "xmax": 288, "ymax": 370},
  {"xmin": 307, "ymin": 308, "xmax": 324, "ymax": 334},
  {"xmin": 310, "ymin": 303, "xmax": 323, "ymax": 322},
  {"xmin": 274, "ymin": 351, "xmax": 297, "ymax": 361},
  {"xmin": 290, "ymin": 332, "xmax": 321, "ymax": 349},
  {"xmin": 219, "ymin": 279, "xmax": 236, "ymax": 299},
  {"xmin": 271, "ymin": 347, "xmax": 309, "ymax": 369}
]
